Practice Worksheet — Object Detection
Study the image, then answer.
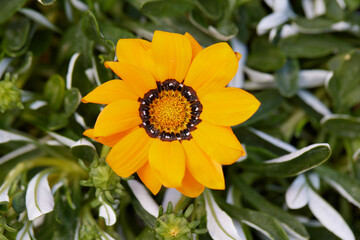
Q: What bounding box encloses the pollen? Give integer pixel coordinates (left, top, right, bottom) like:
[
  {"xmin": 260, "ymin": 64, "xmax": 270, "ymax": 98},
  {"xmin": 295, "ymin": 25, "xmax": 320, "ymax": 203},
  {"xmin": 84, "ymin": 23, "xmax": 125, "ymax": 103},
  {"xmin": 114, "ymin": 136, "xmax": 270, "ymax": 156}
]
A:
[
  {"xmin": 138, "ymin": 79, "xmax": 203, "ymax": 142},
  {"xmin": 149, "ymin": 91, "xmax": 191, "ymax": 133}
]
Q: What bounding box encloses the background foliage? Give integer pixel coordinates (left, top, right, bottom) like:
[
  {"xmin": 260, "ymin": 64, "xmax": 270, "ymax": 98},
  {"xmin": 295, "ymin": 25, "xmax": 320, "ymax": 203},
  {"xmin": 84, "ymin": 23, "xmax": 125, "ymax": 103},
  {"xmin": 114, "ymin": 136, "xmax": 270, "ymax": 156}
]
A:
[{"xmin": 1, "ymin": 0, "xmax": 360, "ymax": 239}]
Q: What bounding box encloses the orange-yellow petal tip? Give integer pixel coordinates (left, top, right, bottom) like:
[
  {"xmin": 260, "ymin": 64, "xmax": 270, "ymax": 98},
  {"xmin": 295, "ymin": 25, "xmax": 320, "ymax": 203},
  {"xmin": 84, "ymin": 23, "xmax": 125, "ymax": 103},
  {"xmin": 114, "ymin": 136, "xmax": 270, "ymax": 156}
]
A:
[
  {"xmin": 235, "ymin": 52, "xmax": 242, "ymax": 61},
  {"xmin": 83, "ymin": 129, "xmax": 95, "ymax": 138}
]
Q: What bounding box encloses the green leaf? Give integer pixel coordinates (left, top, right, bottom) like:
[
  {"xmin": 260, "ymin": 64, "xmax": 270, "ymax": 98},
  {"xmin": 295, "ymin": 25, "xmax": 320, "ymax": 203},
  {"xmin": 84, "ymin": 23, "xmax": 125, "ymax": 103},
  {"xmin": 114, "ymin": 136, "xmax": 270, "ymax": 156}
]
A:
[
  {"xmin": 3, "ymin": 18, "xmax": 32, "ymax": 57},
  {"xmin": 64, "ymin": 88, "xmax": 81, "ymax": 117},
  {"xmin": 81, "ymin": 11, "xmax": 114, "ymax": 51},
  {"xmin": 326, "ymin": 50, "xmax": 360, "ymax": 112},
  {"xmin": 279, "ymin": 34, "xmax": 353, "ymax": 58},
  {"xmin": 244, "ymin": 90, "xmax": 284, "ymax": 125},
  {"xmin": 195, "ymin": 0, "xmax": 224, "ymax": 20},
  {"xmin": 321, "ymin": 114, "xmax": 360, "ymax": 138},
  {"xmin": 12, "ymin": 190, "xmax": 26, "ymax": 213},
  {"xmin": 229, "ymin": 175, "xmax": 309, "ymax": 240},
  {"xmin": 247, "ymin": 37, "xmax": 286, "ymax": 72},
  {"xmin": 217, "ymin": 200, "xmax": 290, "ymax": 240},
  {"xmin": 315, "ymin": 165, "xmax": 360, "ymax": 208},
  {"xmin": 0, "ymin": 0, "xmax": 27, "ymax": 24},
  {"xmin": 44, "ymin": 75, "xmax": 65, "ymax": 111},
  {"xmin": 19, "ymin": 8, "xmax": 61, "ymax": 33},
  {"xmin": 324, "ymin": 0, "xmax": 344, "ymax": 21},
  {"xmin": 37, "ymin": 0, "xmax": 57, "ymax": 5},
  {"xmin": 70, "ymin": 139, "xmax": 97, "ymax": 162},
  {"xmin": 275, "ymin": 59, "xmax": 300, "ymax": 97},
  {"xmin": 343, "ymin": 0, "xmax": 360, "ymax": 10},
  {"xmin": 47, "ymin": 113, "xmax": 69, "ymax": 130},
  {"xmin": 99, "ymin": 21, "xmax": 135, "ymax": 45},
  {"xmin": 294, "ymin": 17, "xmax": 336, "ymax": 32},
  {"xmin": 132, "ymin": 0, "xmax": 195, "ymax": 17},
  {"xmin": 240, "ymin": 143, "xmax": 331, "ymax": 177}
]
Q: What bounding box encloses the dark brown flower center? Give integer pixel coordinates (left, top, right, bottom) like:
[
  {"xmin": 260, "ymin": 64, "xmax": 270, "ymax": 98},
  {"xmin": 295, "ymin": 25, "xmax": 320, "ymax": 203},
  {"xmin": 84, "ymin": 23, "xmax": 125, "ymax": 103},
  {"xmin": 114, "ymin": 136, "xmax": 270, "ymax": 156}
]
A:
[{"xmin": 138, "ymin": 79, "xmax": 202, "ymax": 142}]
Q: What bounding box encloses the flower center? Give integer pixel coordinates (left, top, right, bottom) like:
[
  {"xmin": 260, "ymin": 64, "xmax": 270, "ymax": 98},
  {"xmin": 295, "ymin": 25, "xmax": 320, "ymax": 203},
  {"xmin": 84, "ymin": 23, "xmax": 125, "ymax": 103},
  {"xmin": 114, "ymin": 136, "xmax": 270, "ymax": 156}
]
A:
[{"xmin": 138, "ymin": 79, "xmax": 202, "ymax": 142}]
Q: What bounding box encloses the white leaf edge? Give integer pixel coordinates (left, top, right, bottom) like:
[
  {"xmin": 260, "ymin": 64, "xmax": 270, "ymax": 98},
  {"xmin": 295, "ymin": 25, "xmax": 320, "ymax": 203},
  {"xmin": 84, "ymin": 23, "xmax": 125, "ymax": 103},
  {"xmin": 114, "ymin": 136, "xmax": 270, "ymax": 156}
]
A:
[
  {"xmin": 19, "ymin": 8, "xmax": 61, "ymax": 33},
  {"xmin": 26, "ymin": 172, "xmax": 55, "ymax": 221},
  {"xmin": 100, "ymin": 232, "xmax": 115, "ymax": 240},
  {"xmin": 128, "ymin": 179, "xmax": 159, "ymax": 217},
  {"xmin": 226, "ymin": 186, "xmax": 246, "ymax": 240},
  {"xmin": 249, "ymin": 128, "xmax": 297, "ymax": 153},
  {"xmin": 70, "ymin": 0, "xmax": 89, "ymax": 12},
  {"xmin": 286, "ymin": 175, "xmax": 309, "ymax": 209},
  {"xmin": 0, "ymin": 129, "xmax": 32, "ymax": 144},
  {"xmin": 0, "ymin": 184, "xmax": 10, "ymax": 204},
  {"xmin": 228, "ymin": 38, "xmax": 247, "ymax": 89},
  {"xmin": 265, "ymin": 143, "xmax": 329, "ymax": 164},
  {"xmin": 0, "ymin": 57, "xmax": 13, "ymax": 79},
  {"xmin": 99, "ymin": 196, "xmax": 117, "ymax": 226},
  {"xmin": 322, "ymin": 177, "xmax": 360, "ymax": 208},
  {"xmin": 204, "ymin": 190, "xmax": 242, "ymax": 240},
  {"xmin": 66, "ymin": 52, "xmax": 81, "ymax": 89},
  {"xmin": 0, "ymin": 144, "xmax": 36, "ymax": 166},
  {"xmin": 257, "ymin": 12, "xmax": 289, "ymax": 35},
  {"xmin": 297, "ymin": 90, "xmax": 332, "ymax": 116},
  {"xmin": 48, "ymin": 131, "xmax": 76, "ymax": 147},
  {"xmin": 243, "ymin": 67, "xmax": 275, "ymax": 83},
  {"xmin": 16, "ymin": 222, "xmax": 35, "ymax": 240},
  {"xmin": 70, "ymin": 138, "xmax": 96, "ymax": 150},
  {"xmin": 29, "ymin": 100, "xmax": 47, "ymax": 110},
  {"xmin": 308, "ymin": 188, "xmax": 355, "ymax": 240}
]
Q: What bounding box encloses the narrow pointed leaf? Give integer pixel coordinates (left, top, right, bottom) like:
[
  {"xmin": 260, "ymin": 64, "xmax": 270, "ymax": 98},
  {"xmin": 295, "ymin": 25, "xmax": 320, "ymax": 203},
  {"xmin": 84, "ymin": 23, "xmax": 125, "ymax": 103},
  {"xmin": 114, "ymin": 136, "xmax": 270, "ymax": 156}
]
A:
[
  {"xmin": 128, "ymin": 180, "xmax": 159, "ymax": 218},
  {"xmin": 19, "ymin": 8, "xmax": 61, "ymax": 33},
  {"xmin": 308, "ymin": 188, "xmax": 355, "ymax": 240},
  {"xmin": 286, "ymin": 175, "xmax": 309, "ymax": 209},
  {"xmin": 26, "ymin": 172, "xmax": 55, "ymax": 221},
  {"xmin": 204, "ymin": 189, "xmax": 243, "ymax": 240},
  {"xmin": 70, "ymin": 138, "xmax": 96, "ymax": 162},
  {"xmin": 240, "ymin": 143, "xmax": 331, "ymax": 177},
  {"xmin": 231, "ymin": 175, "xmax": 309, "ymax": 240},
  {"xmin": 321, "ymin": 114, "xmax": 360, "ymax": 138},
  {"xmin": 99, "ymin": 197, "xmax": 116, "ymax": 226},
  {"xmin": 0, "ymin": 184, "xmax": 10, "ymax": 204},
  {"xmin": 315, "ymin": 165, "xmax": 360, "ymax": 208}
]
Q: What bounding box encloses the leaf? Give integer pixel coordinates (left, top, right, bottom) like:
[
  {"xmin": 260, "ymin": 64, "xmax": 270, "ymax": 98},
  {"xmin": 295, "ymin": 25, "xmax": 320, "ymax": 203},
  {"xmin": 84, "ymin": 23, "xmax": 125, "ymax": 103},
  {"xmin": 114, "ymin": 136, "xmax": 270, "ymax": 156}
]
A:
[
  {"xmin": 231, "ymin": 176, "xmax": 309, "ymax": 240},
  {"xmin": 285, "ymin": 175, "xmax": 309, "ymax": 209},
  {"xmin": 70, "ymin": 138, "xmax": 97, "ymax": 162},
  {"xmin": 204, "ymin": 189, "xmax": 243, "ymax": 240},
  {"xmin": 26, "ymin": 171, "xmax": 55, "ymax": 221},
  {"xmin": 19, "ymin": 8, "xmax": 61, "ymax": 33},
  {"xmin": 218, "ymin": 201, "xmax": 289, "ymax": 240},
  {"xmin": 257, "ymin": 12, "xmax": 289, "ymax": 35},
  {"xmin": 247, "ymin": 37, "xmax": 286, "ymax": 72},
  {"xmin": 37, "ymin": 0, "xmax": 57, "ymax": 5},
  {"xmin": 0, "ymin": 0, "xmax": 27, "ymax": 24},
  {"xmin": 297, "ymin": 90, "xmax": 332, "ymax": 117},
  {"xmin": 99, "ymin": 196, "xmax": 116, "ymax": 226},
  {"xmin": 161, "ymin": 188, "xmax": 182, "ymax": 208},
  {"xmin": 308, "ymin": 187, "xmax": 355, "ymax": 240},
  {"xmin": 0, "ymin": 129, "xmax": 32, "ymax": 143},
  {"xmin": 134, "ymin": 0, "xmax": 195, "ymax": 17},
  {"xmin": 44, "ymin": 75, "xmax": 66, "ymax": 111},
  {"xmin": 48, "ymin": 131, "xmax": 76, "ymax": 147},
  {"xmin": 64, "ymin": 88, "xmax": 81, "ymax": 117},
  {"xmin": 127, "ymin": 180, "xmax": 159, "ymax": 218},
  {"xmin": 321, "ymin": 114, "xmax": 360, "ymax": 138},
  {"xmin": 326, "ymin": 49, "xmax": 360, "ymax": 111},
  {"xmin": 0, "ymin": 184, "xmax": 10, "ymax": 204},
  {"xmin": 315, "ymin": 165, "xmax": 360, "ymax": 208},
  {"xmin": 15, "ymin": 222, "xmax": 34, "ymax": 240},
  {"xmin": 3, "ymin": 17, "xmax": 31, "ymax": 57},
  {"xmin": 196, "ymin": 0, "xmax": 223, "ymax": 20},
  {"xmin": 275, "ymin": 58, "xmax": 299, "ymax": 97},
  {"xmin": 66, "ymin": 53, "xmax": 81, "ymax": 89},
  {"xmin": 241, "ymin": 143, "xmax": 331, "ymax": 177},
  {"xmin": 12, "ymin": 190, "xmax": 26, "ymax": 213},
  {"xmin": 279, "ymin": 34, "xmax": 353, "ymax": 58},
  {"xmin": 232, "ymin": 127, "xmax": 296, "ymax": 156}
]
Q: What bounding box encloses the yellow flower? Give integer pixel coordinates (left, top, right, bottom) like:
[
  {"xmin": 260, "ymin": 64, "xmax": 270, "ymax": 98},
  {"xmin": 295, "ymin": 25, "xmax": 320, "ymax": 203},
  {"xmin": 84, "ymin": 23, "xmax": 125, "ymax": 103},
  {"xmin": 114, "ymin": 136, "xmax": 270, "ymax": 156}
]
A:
[{"xmin": 82, "ymin": 31, "xmax": 260, "ymax": 197}]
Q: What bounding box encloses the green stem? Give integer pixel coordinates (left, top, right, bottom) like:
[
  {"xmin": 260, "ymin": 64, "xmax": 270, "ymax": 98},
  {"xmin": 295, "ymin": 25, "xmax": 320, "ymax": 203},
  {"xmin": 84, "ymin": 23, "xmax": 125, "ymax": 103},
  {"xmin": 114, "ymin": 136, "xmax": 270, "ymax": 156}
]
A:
[{"xmin": 344, "ymin": 139, "xmax": 357, "ymax": 179}]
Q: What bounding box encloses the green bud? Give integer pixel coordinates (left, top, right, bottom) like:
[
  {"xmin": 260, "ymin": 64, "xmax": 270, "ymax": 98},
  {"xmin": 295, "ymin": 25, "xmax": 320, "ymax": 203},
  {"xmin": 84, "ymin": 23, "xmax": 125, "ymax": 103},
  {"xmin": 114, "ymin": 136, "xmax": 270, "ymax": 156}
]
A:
[
  {"xmin": 154, "ymin": 203, "xmax": 205, "ymax": 240},
  {"xmin": 0, "ymin": 74, "xmax": 23, "ymax": 113},
  {"xmin": 89, "ymin": 163, "xmax": 120, "ymax": 191}
]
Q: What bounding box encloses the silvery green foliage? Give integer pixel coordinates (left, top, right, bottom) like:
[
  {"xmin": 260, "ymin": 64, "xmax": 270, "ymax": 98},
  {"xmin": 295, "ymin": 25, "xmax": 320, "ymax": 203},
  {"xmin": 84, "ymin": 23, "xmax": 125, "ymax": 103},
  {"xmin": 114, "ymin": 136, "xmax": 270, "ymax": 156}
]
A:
[{"xmin": 1, "ymin": 0, "xmax": 360, "ymax": 239}]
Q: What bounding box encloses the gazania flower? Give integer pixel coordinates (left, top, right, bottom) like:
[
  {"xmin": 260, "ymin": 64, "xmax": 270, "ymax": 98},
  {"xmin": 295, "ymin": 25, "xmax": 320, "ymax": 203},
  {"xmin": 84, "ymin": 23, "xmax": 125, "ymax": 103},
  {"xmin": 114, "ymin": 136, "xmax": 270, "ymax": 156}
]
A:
[{"xmin": 82, "ymin": 31, "xmax": 260, "ymax": 197}]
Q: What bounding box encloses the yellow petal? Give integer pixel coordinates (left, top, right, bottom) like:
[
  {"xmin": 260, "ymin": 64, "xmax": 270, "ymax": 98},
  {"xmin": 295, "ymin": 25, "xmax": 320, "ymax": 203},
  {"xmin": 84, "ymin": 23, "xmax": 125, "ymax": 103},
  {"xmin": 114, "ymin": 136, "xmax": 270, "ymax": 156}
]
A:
[
  {"xmin": 201, "ymin": 87, "xmax": 260, "ymax": 126},
  {"xmin": 137, "ymin": 162, "xmax": 162, "ymax": 195},
  {"xmin": 106, "ymin": 128, "xmax": 151, "ymax": 177},
  {"xmin": 149, "ymin": 139, "xmax": 185, "ymax": 188},
  {"xmin": 184, "ymin": 42, "xmax": 238, "ymax": 97},
  {"xmin": 116, "ymin": 39, "xmax": 154, "ymax": 73},
  {"xmin": 192, "ymin": 121, "xmax": 245, "ymax": 165},
  {"xmin": 182, "ymin": 140, "xmax": 225, "ymax": 189},
  {"xmin": 184, "ymin": 32, "xmax": 202, "ymax": 61},
  {"xmin": 82, "ymin": 80, "xmax": 137, "ymax": 104},
  {"xmin": 104, "ymin": 61, "xmax": 157, "ymax": 97},
  {"xmin": 94, "ymin": 99, "xmax": 141, "ymax": 137},
  {"xmin": 84, "ymin": 128, "xmax": 134, "ymax": 147},
  {"xmin": 151, "ymin": 31, "xmax": 192, "ymax": 82},
  {"xmin": 176, "ymin": 169, "xmax": 204, "ymax": 198}
]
